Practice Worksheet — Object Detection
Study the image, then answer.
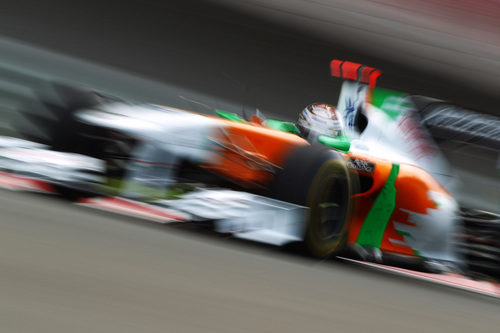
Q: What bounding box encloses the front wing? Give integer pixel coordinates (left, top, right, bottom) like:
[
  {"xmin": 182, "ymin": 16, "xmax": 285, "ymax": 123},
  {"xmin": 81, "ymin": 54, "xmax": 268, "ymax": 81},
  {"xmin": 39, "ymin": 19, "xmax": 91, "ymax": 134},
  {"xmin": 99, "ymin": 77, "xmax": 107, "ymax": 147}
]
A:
[{"xmin": 0, "ymin": 136, "xmax": 307, "ymax": 246}]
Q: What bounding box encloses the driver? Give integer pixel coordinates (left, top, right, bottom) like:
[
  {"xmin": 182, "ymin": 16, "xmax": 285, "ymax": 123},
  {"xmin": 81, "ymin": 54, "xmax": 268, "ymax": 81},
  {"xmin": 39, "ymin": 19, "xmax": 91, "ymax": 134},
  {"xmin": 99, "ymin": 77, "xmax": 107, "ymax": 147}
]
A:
[{"xmin": 296, "ymin": 103, "xmax": 344, "ymax": 144}]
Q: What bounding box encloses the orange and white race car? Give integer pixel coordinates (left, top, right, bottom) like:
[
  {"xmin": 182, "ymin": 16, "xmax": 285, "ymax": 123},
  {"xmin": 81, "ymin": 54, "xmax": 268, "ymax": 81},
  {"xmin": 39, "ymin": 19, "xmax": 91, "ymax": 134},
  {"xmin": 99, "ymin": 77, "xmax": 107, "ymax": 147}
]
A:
[{"xmin": 2, "ymin": 60, "xmax": 498, "ymax": 275}]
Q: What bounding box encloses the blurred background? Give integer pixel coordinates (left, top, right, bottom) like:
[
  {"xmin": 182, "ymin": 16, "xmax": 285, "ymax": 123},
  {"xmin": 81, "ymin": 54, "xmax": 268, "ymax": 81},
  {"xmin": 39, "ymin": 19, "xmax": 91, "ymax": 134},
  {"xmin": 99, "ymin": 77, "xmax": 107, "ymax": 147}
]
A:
[{"xmin": 0, "ymin": 0, "xmax": 500, "ymax": 124}]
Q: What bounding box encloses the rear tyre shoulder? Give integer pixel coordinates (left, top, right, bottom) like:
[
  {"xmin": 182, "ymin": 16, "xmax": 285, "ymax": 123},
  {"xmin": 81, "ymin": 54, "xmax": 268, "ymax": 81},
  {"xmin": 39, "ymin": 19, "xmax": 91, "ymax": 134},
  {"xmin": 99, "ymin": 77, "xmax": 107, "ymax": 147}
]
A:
[{"xmin": 272, "ymin": 145, "xmax": 352, "ymax": 258}]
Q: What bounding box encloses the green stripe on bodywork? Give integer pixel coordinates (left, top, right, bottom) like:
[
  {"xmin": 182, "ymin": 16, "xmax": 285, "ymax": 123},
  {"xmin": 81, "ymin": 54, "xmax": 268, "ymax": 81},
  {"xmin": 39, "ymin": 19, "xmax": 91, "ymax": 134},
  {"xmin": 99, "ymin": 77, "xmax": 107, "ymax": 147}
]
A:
[{"xmin": 356, "ymin": 164, "xmax": 399, "ymax": 248}]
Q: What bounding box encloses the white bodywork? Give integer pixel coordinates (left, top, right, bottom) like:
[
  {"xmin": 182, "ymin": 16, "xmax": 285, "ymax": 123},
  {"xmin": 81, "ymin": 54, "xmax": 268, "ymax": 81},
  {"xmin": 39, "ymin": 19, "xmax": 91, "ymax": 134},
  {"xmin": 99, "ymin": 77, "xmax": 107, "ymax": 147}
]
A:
[
  {"xmin": 76, "ymin": 103, "xmax": 222, "ymax": 196},
  {"xmin": 156, "ymin": 189, "xmax": 306, "ymax": 245},
  {"xmin": 0, "ymin": 136, "xmax": 104, "ymax": 183},
  {"xmin": 337, "ymin": 81, "xmax": 458, "ymax": 195},
  {"xmin": 335, "ymin": 81, "xmax": 466, "ymax": 265},
  {"xmin": 392, "ymin": 190, "xmax": 461, "ymax": 262},
  {"xmin": 76, "ymin": 103, "xmax": 220, "ymax": 163}
]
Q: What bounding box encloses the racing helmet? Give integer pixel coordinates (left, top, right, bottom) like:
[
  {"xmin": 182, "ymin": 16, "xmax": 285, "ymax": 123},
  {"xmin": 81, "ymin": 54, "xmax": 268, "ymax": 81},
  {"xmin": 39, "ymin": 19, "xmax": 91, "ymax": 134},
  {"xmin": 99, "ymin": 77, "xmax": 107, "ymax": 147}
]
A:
[{"xmin": 296, "ymin": 103, "xmax": 344, "ymax": 143}]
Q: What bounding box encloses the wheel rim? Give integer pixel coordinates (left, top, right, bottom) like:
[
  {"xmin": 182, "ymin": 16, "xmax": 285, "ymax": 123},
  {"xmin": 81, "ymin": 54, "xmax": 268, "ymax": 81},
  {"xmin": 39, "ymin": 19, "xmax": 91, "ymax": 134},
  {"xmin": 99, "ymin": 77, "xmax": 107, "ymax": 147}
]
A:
[{"xmin": 312, "ymin": 172, "xmax": 349, "ymax": 241}]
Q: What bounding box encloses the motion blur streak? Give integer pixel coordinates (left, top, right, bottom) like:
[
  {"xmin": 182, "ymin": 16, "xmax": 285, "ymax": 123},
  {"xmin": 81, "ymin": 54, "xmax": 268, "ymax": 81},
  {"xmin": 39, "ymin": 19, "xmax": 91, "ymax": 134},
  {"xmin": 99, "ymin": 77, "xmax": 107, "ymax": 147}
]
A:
[
  {"xmin": 1, "ymin": 189, "xmax": 500, "ymax": 333},
  {"xmin": 210, "ymin": 0, "xmax": 500, "ymax": 112},
  {"xmin": 0, "ymin": 0, "xmax": 500, "ymax": 115}
]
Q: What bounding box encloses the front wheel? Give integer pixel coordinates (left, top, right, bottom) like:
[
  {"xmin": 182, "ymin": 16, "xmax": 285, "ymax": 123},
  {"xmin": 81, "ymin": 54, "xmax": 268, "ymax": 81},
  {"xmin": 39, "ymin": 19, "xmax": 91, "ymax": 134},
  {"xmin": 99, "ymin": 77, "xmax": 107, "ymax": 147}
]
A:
[{"xmin": 271, "ymin": 145, "xmax": 352, "ymax": 258}]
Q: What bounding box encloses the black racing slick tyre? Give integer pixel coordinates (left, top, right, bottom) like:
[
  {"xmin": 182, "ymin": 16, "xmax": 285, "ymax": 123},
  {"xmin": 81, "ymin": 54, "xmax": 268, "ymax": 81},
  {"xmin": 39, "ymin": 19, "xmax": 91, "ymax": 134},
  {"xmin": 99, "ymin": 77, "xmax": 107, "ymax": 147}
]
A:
[{"xmin": 271, "ymin": 144, "xmax": 352, "ymax": 258}]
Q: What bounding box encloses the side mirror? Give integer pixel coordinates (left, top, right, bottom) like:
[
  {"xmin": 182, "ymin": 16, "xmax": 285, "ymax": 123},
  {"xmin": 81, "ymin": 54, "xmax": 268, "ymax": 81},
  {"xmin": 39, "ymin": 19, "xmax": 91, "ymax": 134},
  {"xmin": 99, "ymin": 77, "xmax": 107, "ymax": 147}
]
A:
[
  {"xmin": 318, "ymin": 135, "xmax": 351, "ymax": 152},
  {"xmin": 264, "ymin": 119, "xmax": 301, "ymax": 135}
]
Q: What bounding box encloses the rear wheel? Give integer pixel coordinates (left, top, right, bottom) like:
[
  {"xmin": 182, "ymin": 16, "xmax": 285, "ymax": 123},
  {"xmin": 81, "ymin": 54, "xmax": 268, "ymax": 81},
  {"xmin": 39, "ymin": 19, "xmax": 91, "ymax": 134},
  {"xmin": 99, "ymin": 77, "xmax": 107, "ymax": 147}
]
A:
[{"xmin": 271, "ymin": 144, "xmax": 352, "ymax": 258}]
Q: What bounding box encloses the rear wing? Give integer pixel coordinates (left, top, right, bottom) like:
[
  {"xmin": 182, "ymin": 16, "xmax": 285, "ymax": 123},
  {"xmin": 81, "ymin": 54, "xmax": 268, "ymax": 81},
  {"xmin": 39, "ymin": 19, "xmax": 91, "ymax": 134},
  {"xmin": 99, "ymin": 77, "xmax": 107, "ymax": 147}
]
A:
[{"xmin": 330, "ymin": 60, "xmax": 382, "ymax": 88}]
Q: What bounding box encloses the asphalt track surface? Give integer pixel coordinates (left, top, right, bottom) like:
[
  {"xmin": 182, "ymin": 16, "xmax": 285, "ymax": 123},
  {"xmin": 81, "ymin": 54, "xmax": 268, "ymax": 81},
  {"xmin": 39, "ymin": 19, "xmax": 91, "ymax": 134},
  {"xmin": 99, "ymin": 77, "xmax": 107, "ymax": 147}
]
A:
[{"xmin": 2, "ymin": 189, "xmax": 500, "ymax": 333}]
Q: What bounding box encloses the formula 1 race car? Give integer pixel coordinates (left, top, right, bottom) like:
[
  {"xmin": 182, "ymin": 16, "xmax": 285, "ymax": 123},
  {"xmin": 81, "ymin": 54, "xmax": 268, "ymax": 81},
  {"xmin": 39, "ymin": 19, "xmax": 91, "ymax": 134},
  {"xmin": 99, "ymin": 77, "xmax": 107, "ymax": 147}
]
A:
[{"xmin": 2, "ymin": 60, "xmax": 499, "ymax": 275}]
